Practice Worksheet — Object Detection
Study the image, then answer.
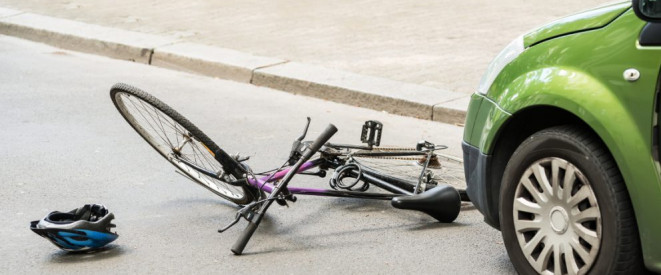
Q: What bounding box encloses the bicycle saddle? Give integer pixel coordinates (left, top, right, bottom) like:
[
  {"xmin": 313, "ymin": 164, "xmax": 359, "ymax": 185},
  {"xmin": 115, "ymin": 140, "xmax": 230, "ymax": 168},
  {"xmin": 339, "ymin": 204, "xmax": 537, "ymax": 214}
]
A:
[{"xmin": 391, "ymin": 185, "xmax": 461, "ymax": 223}]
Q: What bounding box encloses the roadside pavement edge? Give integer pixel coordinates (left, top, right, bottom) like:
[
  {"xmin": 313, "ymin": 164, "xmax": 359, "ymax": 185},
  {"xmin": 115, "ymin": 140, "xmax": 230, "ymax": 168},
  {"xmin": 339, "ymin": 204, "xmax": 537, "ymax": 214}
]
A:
[{"xmin": 0, "ymin": 7, "xmax": 468, "ymax": 124}]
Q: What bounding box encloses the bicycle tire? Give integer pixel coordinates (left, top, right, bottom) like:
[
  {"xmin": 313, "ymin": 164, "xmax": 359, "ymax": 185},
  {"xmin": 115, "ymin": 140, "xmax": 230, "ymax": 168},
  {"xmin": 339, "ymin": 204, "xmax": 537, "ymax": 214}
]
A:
[{"xmin": 110, "ymin": 83, "xmax": 257, "ymax": 205}]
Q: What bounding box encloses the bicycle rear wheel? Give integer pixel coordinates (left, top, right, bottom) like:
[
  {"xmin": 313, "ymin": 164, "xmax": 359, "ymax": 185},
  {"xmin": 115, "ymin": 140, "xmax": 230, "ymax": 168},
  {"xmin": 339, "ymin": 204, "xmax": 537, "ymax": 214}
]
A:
[
  {"xmin": 352, "ymin": 147, "xmax": 465, "ymax": 191},
  {"xmin": 110, "ymin": 83, "xmax": 256, "ymax": 205}
]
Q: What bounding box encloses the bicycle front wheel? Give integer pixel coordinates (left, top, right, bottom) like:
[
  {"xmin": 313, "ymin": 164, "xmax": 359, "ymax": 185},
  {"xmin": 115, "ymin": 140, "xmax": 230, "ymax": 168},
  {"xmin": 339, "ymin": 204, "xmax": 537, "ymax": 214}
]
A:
[{"xmin": 110, "ymin": 83, "xmax": 255, "ymax": 205}]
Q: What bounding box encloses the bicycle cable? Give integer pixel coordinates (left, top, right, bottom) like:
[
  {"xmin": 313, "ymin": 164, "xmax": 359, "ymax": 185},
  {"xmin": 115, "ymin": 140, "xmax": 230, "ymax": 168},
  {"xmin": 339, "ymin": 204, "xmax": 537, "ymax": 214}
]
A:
[
  {"xmin": 255, "ymin": 159, "xmax": 291, "ymax": 193},
  {"xmin": 254, "ymin": 167, "xmax": 282, "ymax": 176},
  {"xmin": 329, "ymin": 161, "xmax": 369, "ymax": 191}
]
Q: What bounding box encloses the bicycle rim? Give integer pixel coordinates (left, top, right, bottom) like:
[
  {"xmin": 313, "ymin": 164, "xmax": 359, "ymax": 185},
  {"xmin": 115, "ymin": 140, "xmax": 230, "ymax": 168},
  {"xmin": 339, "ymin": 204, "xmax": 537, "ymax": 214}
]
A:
[{"xmin": 110, "ymin": 84, "xmax": 251, "ymax": 204}]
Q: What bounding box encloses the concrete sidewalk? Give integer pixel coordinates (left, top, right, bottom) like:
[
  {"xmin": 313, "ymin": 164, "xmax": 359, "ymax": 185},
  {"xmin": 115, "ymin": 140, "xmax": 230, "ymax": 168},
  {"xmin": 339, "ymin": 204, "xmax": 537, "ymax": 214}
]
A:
[{"xmin": 0, "ymin": 0, "xmax": 610, "ymax": 123}]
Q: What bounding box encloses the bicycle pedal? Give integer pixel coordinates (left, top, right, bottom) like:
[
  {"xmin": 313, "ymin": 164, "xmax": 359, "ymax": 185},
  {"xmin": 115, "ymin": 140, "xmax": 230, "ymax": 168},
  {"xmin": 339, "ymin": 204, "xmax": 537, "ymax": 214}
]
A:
[{"xmin": 361, "ymin": 120, "xmax": 382, "ymax": 147}]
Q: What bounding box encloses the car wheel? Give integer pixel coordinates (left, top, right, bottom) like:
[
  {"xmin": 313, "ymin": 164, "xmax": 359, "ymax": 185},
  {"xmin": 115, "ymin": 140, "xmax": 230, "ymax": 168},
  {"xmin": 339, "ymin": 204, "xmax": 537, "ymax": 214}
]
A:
[{"xmin": 500, "ymin": 125, "xmax": 644, "ymax": 274}]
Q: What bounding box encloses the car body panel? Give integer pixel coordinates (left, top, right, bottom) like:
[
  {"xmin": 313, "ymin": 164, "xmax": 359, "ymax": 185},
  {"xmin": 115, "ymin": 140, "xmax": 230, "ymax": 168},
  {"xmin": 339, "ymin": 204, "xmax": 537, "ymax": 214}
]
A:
[
  {"xmin": 463, "ymin": 141, "xmax": 498, "ymax": 227},
  {"xmin": 523, "ymin": 2, "xmax": 631, "ymax": 47},
  {"xmin": 463, "ymin": 94, "xmax": 512, "ymax": 148},
  {"xmin": 463, "ymin": 9, "xmax": 661, "ymax": 270},
  {"xmin": 462, "ymin": 93, "xmax": 483, "ymax": 144}
]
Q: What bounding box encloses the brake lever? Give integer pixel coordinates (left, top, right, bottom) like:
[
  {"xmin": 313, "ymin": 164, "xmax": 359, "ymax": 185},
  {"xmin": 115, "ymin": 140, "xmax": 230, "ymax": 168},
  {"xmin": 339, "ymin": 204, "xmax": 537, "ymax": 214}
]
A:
[
  {"xmin": 296, "ymin": 117, "xmax": 311, "ymax": 142},
  {"xmin": 218, "ymin": 214, "xmax": 241, "ymax": 233},
  {"xmin": 218, "ymin": 201, "xmax": 260, "ymax": 233},
  {"xmin": 289, "ymin": 117, "xmax": 312, "ymax": 165}
]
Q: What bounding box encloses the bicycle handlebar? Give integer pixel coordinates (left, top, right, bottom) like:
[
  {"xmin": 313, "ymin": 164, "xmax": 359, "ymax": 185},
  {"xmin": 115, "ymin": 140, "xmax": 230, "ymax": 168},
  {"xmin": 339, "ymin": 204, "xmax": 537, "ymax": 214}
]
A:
[{"xmin": 231, "ymin": 124, "xmax": 337, "ymax": 255}]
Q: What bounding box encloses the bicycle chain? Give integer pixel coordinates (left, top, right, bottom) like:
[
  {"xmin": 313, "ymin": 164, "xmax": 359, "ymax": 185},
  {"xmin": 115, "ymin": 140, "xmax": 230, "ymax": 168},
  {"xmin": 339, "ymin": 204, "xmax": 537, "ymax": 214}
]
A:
[
  {"xmin": 326, "ymin": 147, "xmax": 424, "ymax": 161},
  {"xmin": 324, "ymin": 146, "xmax": 433, "ymax": 161},
  {"xmin": 355, "ymin": 155, "xmax": 426, "ymax": 161},
  {"xmin": 355, "ymin": 147, "xmax": 433, "ymax": 161},
  {"xmin": 365, "ymin": 146, "xmax": 417, "ymax": 151}
]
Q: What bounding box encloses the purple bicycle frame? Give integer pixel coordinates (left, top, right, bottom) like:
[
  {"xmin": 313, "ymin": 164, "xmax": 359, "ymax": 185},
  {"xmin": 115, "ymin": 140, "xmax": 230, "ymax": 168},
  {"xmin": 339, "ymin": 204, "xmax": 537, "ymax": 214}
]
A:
[{"xmin": 246, "ymin": 158, "xmax": 404, "ymax": 200}]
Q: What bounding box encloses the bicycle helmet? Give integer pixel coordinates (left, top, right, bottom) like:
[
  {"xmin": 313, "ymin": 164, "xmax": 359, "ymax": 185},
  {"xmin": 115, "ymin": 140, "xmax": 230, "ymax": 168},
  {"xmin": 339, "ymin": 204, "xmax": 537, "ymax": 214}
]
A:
[{"xmin": 30, "ymin": 204, "xmax": 118, "ymax": 252}]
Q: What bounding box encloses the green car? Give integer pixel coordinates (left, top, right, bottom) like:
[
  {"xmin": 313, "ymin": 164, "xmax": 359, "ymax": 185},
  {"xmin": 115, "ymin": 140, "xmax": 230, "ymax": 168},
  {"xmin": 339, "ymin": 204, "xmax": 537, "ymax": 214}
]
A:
[{"xmin": 462, "ymin": 0, "xmax": 661, "ymax": 274}]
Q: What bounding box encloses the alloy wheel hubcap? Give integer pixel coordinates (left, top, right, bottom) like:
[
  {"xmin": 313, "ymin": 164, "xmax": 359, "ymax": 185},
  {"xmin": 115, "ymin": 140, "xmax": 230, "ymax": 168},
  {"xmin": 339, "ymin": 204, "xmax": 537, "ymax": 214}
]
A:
[{"xmin": 513, "ymin": 157, "xmax": 601, "ymax": 275}]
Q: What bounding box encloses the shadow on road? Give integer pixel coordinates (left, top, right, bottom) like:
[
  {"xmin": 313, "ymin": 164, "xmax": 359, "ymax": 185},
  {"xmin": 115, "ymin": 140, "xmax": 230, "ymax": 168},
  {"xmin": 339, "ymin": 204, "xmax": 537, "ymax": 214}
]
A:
[{"xmin": 47, "ymin": 244, "xmax": 127, "ymax": 263}]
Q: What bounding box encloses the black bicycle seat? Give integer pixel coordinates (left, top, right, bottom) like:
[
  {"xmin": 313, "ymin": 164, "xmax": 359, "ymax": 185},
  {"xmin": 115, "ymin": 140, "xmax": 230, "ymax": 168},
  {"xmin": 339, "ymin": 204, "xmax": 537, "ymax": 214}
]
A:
[{"xmin": 391, "ymin": 185, "xmax": 461, "ymax": 223}]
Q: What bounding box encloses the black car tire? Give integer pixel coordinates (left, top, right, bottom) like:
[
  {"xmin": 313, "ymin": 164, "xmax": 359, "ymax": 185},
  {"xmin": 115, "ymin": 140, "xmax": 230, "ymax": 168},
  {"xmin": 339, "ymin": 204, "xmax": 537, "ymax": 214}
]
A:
[{"xmin": 499, "ymin": 125, "xmax": 645, "ymax": 274}]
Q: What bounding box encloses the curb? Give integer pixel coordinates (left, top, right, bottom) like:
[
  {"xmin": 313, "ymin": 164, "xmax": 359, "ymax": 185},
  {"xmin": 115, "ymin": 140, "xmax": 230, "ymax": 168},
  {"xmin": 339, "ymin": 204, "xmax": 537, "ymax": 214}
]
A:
[
  {"xmin": 0, "ymin": 8, "xmax": 176, "ymax": 64},
  {"xmin": 152, "ymin": 42, "xmax": 287, "ymax": 83},
  {"xmin": 252, "ymin": 62, "xmax": 466, "ymax": 122},
  {"xmin": 0, "ymin": 7, "xmax": 468, "ymax": 124}
]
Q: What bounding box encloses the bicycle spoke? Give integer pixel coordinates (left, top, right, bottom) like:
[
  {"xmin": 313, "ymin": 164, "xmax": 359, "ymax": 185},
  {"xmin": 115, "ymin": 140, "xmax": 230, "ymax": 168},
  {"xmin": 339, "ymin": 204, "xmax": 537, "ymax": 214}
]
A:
[
  {"xmin": 352, "ymin": 150, "xmax": 465, "ymax": 189},
  {"xmin": 354, "ymin": 157, "xmax": 423, "ymax": 186},
  {"xmin": 112, "ymin": 87, "xmax": 248, "ymax": 202},
  {"xmin": 139, "ymin": 99, "xmax": 178, "ymax": 149},
  {"xmin": 124, "ymin": 95, "xmax": 174, "ymax": 149},
  {"xmin": 190, "ymin": 143, "xmax": 218, "ymax": 171},
  {"xmin": 174, "ymin": 129, "xmax": 244, "ymax": 195}
]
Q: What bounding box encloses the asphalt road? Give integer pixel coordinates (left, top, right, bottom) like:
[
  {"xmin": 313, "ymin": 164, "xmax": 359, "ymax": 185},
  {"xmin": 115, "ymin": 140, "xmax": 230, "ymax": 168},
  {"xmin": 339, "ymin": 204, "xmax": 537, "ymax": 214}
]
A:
[{"xmin": 0, "ymin": 35, "xmax": 515, "ymax": 274}]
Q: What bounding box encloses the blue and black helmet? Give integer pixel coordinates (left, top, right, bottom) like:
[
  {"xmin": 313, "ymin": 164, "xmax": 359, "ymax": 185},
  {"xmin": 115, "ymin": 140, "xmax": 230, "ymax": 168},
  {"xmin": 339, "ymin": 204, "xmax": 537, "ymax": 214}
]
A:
[{"xmin": 30, "ymin": 204, "xmax": 118, "ymax": 252}]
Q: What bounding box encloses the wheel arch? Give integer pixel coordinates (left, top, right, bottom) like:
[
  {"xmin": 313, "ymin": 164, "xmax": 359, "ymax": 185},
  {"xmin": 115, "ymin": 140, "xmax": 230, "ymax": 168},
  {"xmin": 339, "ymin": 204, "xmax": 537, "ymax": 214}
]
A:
[{"xmin": 484, "ymin": 105, "xmax": 595, "ymax": 227}]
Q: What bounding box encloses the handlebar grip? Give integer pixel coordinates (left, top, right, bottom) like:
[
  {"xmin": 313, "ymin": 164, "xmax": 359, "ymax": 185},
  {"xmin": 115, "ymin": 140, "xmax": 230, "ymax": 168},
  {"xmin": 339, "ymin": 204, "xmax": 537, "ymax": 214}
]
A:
[
  {"xmin": 231, "ymin": 216, "xmax": 262, "ymax": 255},
  {"xmin": 302, "ymin": 124, "xmax": 338, "ymax": 159}
]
